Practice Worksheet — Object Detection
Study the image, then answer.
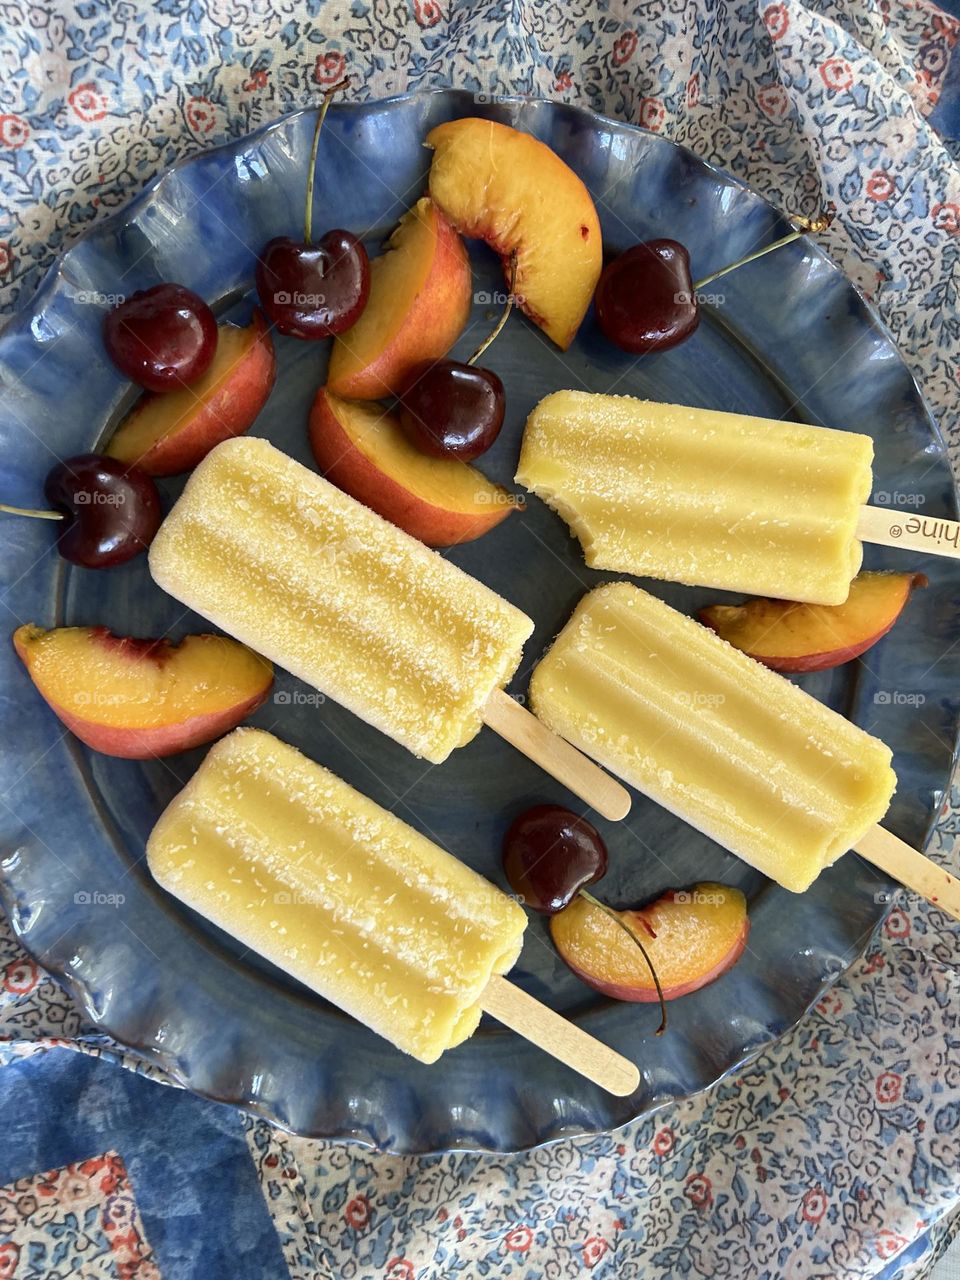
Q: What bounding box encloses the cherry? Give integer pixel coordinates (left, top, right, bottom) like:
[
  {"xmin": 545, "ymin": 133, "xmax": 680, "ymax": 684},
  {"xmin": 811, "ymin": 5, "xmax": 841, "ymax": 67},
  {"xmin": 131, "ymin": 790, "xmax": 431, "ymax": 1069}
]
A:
[
  {"xmin": 256, "ymin": 79, "xmax": 369, "ymax": 340},
  {"xmin": 103, "ymin": 284, "xmax": 217, "ymax": 391},
  {"xmin": 595, "ymin": 215, "xmax": 831, "ymax": 356},
  {"xmin": 595, "ymin": 239, "xmax": 698, "ymax": 355},
  {"xmin": 399, "ymin": 252, "xmax": 516, "ymax": 462},
  {"xmin": 503, "ymin": 803, "xmax": 667, "ymax": 1032},
  {"xmin": 1, "ymin": 455, "xmax": 162, "ymax": 568},
  {"xmin": 503, "ymin": 804, "xmax": 607, "ymax": 914},
  {"xmin": 399, "ymin": 361, "xmax": 504, "ymax": 461}
]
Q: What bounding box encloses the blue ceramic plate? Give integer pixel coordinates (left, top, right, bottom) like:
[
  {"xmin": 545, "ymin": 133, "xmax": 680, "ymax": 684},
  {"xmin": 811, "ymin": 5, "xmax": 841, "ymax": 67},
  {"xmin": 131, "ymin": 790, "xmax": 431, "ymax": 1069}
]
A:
[{"xmin": 1, "ymin": 92, "xmax": 958, "ymax": 1154}]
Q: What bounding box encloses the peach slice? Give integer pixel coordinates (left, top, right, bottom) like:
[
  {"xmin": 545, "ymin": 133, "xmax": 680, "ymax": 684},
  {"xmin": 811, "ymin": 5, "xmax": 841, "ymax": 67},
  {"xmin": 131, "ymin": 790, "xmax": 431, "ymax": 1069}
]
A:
[
  {"xmin": 13, "ymin": 624, "xmax": 273, "ymax": 759},
  {"xmin": 551, "ymin": 882, "xmax": 749, "ymax": 1002},
  {"xmin": 326, "ymin": 198, "xmax": 472, "ymax": 400},
  {"xmin": 425, "ymin": 118, "xmax": 602, "ymax": 350},
  {"xmin": 309, "ymin": 387, "xmax": 516, "ymax": 545},
  {"xmin": 700, "ymin": 571, "xmax": 927, "ymax": 673},
  {"xmin": 105, "ymin": 310, "xmax": 276, "ymax": 476}
]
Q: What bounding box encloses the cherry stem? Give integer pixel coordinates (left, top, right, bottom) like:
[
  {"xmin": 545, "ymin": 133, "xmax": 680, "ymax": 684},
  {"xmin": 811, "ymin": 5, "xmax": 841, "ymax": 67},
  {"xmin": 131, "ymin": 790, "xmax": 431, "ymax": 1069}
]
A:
[
  {"xmin": 468, "ymin": 250, "xmax": 518, "ymax": 366},
  {"xmin": 579, "ymin": 888, "xmax": 667, "ymax": 1036},
  {"xmin": 0, "ymin": 503, "xmax": 62, "ymax": 521},
  {"xmin": 304, "ymin": 77, "xmax": 350, "ymax": 247},
  {"xmin": 693, "ymin": 214, "xmax": 832, "ymax": 290}
]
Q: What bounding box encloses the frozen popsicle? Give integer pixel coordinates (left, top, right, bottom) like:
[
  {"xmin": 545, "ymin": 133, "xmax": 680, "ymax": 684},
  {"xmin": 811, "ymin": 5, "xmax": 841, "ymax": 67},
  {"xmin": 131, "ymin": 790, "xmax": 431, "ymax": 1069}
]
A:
[
  {"xmin": 148, "ymin": 728, "xmax": 640, "ymax": 1091},
  {"xmin": 529, "ymin": 584, "xmax": 960, "ymax": 917},
  {"xmin": 516, "ymin": 392, "xmax": 960, "ymax": 606},
  {"xmin": 148, "ymin": 437, "xmax": 630, "ymax": 819}
]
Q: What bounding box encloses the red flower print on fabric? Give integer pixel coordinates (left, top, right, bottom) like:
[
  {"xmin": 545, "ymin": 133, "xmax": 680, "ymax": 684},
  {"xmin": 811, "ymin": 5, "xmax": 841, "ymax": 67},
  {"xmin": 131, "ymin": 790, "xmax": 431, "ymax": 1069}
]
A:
[
  {"xmin": 0, "ymin": 115, "xmax": 29, "ymax": 149},
  {"xmin": 504, "ymin": 1225, "xmax": 533, "ymax": 1252},
  {"xmin": 612, "ymin": 31, "xmax": 638, "ymax": 66},
  {"xmin": 313, "ymin": 51, "xmax": 346, "ymax": 84},
  {"xmin": 820, "ymin": 58, "xmax": 854, "ymax": 92},
  {"xmin": 69, "ymin": 82, "xmax": 108, "ymax": 123}
]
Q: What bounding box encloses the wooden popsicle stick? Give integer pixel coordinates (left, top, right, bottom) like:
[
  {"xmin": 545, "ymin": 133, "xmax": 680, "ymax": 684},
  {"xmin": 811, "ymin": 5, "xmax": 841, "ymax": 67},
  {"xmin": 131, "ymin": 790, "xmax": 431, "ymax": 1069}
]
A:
[
  {"xmin": 858, "ymin": 505, "xmax": 960, "ymax": 558},
  {"xmin": 481, "ymin": 973, "xmax": 640, "ymax": 1096},
  {"xmin": 854, "ymin": 825, "xmax": 960, "ymax": 922},
  {"xmin": 483, "ymin": 688, "xmax": 631, "ymax": 822}
]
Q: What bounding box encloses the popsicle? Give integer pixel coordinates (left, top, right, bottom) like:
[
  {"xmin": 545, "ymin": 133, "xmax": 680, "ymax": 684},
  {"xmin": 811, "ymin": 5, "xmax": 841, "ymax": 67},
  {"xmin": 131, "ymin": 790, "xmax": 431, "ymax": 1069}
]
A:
[
  {"xmin": 148, "ymin": 728, "xmax": 640, "ymax": 1092},
  {"xmin": 516, "ymin": 392, "xmax": 960, "ymax": 605},
  {"xmin": 148, "ymin": 437, "xmax": 630, "ymax": 820},
  {"xmin": 529, "ymin": 583, "xmax": 960, "ymax": 917}
]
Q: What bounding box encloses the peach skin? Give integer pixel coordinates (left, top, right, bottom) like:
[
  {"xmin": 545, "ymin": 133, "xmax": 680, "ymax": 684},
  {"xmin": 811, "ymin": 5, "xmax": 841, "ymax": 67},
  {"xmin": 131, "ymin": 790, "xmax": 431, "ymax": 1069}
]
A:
[
  {"xmin": 326, "ymin": 198, "xmax": 471, "ymax": 400},
  {"xmin": 551, "ymin": 883, "xmax": 750, "ymax": 1002},
  {"xmin": 308, "ymin": 387, "xmax": 517, "ymax": 545},
  {"xmin": 106, "ymin": 309, "xmax": 276, "ymax": 476},
  {"xmin": 700, "ymin": 571, "xmax": 927, "ymax": 672},
  {"xmin": 425, "ymin": 118, "xmax": 602, "ymax": 349},
  {"xmin": 13, "ymin": 625, "xmax": 273, "ymax": 758}
]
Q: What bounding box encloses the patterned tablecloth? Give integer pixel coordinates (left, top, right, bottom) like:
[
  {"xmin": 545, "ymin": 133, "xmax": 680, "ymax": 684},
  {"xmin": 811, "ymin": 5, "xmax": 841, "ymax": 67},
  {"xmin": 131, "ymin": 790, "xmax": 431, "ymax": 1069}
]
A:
[{"xmin": 3, "ymin": 1, "xmax": 960, "ymax": 1277}]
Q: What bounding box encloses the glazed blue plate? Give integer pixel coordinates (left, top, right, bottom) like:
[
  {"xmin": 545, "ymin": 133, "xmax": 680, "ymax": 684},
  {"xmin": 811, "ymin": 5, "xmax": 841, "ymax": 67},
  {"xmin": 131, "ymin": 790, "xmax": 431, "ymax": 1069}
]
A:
[{"xmin": 1, "ymin": 92, "xmax": 958, "ymax": 1154}]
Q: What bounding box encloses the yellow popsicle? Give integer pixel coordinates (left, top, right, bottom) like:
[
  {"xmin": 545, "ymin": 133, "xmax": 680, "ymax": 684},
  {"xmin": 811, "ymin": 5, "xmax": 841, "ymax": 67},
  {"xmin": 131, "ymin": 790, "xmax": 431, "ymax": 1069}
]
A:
[
  {"xmin": 147, "ymin": 728, "xmax": 527, "ymax": 1063},
  {"xmin": 516, "ymin": 391, "xmax": 874, "ymax": 605},
  {"xmin": 529, "ymin": 584, "xmax": 896, "ymax": 892},
  {"xmin": 149, "ymin": 438, "xmax": 533, "ymax": 763}
]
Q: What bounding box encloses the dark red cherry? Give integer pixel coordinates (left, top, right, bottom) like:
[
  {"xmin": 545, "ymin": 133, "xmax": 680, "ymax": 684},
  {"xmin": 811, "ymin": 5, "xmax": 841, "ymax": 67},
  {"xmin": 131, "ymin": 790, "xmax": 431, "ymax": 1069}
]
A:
[
  {"xmin": 256, "ymin": 231, "xmax": 370, "ymax": 340},
  {"xmin": 399, "ymin": 360, "xmax": 505, "ymax": 461},
  {"xmin": 595, "ymin": 239, "xmax": 699, "ymax": 355},
  {"xmin": 503, "ymin": 804, "xmax": 608, "ymax": 915},
  {"xmin": 43, "ymin": 455, "xmax": 162, "ymax": 568},
  {"xmin": 103, "ymin": 284, "xmax": 217, "ymax": 391}
]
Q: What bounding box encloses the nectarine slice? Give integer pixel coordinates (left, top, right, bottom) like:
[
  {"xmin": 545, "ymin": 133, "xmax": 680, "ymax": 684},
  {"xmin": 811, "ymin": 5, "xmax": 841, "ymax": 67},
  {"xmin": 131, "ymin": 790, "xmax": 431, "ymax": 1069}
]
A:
[
  {"xmin": 327, "ymin": 198, "xmax": 471, "ymax": 400},
  {"xmin": 551, "ymin": 883, "xmax": 749, "ymax": 1002},
  {"xmin": 13, "ymin": 624, "xmax": 273, "ymax": 758},
  {"xmin": 309, "ymin": 387, "xmax": 516, "ymax": 546},
  {"xmin": 106, "ymin": 309, "xmax": 276, "ymax": 476},
  {"xmin": 700, "ymin": 571, "xmax": 927, "ymax": 672},
  {"xmin": 426, "ymin": 118, "xmax": 602, "ymax": 349}
]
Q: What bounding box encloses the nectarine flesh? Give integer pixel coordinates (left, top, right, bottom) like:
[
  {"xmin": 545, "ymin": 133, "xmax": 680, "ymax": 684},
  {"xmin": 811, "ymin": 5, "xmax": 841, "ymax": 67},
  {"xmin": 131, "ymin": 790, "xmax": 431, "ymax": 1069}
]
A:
[
  {"xmin": 426, "ymin": 118, "xmax": 602, "ymax": 350},
  {"xmin": 105, "ymin": 309, "xmax": 276, "ymax": 477},
  {"xmin": 13, "ymin": 624, "xmax": 273, "ymax": 759},
  {"xmin": 309, "ymin": 388, "xmax": 516, "ymax": 546},
  {"xmin": 326, "ymin": 198, "xmax": 471, "ymax": 400},
  {"xmin": 551, "ymin": 882, "xmax": 749, "ymax": 1002},
  {"xmin": 700, "ymin": 571, "xmax": 927, "ymax": 672}
]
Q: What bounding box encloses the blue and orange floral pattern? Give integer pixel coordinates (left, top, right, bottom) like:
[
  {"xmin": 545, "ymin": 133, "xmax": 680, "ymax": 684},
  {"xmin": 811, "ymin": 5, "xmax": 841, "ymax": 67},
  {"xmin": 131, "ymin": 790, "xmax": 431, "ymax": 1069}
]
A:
[
  {"xmin": 0, "ymin": 1151, "xmax": 157, "ymax": 1280},
  {"xmin": 2, "ymin": 0, "xmax": 960, "ymax": 1277}
]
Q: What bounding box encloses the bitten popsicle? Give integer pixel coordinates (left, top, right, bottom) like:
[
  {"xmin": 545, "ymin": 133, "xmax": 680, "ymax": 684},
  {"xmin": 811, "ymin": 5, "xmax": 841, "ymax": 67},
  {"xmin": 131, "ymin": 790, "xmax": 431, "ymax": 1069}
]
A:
[
  {"xmin": 529, "ymin": 584, "xmax": 960, "ymax": 916},
  {"xmin": 149, "ymin": 438, "xmax": 629, "ymax": 820},
  {"xmin": 516, "ymin": 392, "xmax": 960, "ymax": 605},
  {"xmin": 148, "ymin": 728, "xmax": 639, "ymax": 1092}
]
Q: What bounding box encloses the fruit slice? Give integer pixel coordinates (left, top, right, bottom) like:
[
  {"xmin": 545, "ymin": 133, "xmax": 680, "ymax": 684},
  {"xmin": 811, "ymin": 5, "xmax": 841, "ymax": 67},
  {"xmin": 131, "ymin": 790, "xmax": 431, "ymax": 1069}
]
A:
[
  {"xmin": 308, "ymin": 387, "xmax": 516, "ymax": 545},
  {"xmin": 13, "ymin": 625, "xmax": 273, "ymax": 759},
  {"xmin": 326, "ymin": 198, "xmax": 471, "ymax": 400},
  {"xmin": 551, "ymin": 882, "xmax": 749, "ymax": 1002},
  {"xmin": 426, "ymin": 118, "xmax": 602, "ymax": 350},
  {"xmin": 700, "ymin": 571, "xmax": 926, "ymax": 673},
  {"xmin": 105, "ymin": 310, "xmax": 276, "ymax": 476}
]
